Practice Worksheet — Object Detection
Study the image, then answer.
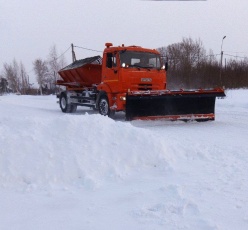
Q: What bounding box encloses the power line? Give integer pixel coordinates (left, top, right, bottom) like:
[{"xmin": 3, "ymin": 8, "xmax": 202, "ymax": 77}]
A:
[
  {"xmin": 27, "ymin": 45, "xmax": 71, "ymax": 74},
  {"xmin": 55, "ymin": 46, "xmax": 71, "ymax": 61},
  {"xmin": 223, "ymin": 51, "xmax": 248, "ymax": 54},
  {"xmin": 224, "ymin": 53, "xmax": 247, "ymax": 59},
  {"xmin": 74, "ymin": 45, "xmax": 102, "ymax": 53}
]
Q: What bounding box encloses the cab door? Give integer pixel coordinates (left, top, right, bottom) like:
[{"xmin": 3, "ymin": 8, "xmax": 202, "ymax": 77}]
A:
[{"xmin": 102, "ymin": 52, "xmax": 119, "ymax": 92}]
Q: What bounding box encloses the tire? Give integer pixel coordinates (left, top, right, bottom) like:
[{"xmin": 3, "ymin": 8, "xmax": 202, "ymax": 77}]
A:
[
  {"xmin": 98, "ymin": 95, "xmax": 115, "ymax": 118},
  {"xmin": 59, "ymin": 92, "xmax": 76, "ymax": 113},
  {"xmin": 98, "ymin": 95, "xmax": 109, "ymax": 116}
]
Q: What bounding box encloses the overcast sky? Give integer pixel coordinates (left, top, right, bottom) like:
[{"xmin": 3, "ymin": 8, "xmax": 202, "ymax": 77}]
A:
[{"xmin": 1, "ymin": 0, "xmax": 248, "ymax": 83}]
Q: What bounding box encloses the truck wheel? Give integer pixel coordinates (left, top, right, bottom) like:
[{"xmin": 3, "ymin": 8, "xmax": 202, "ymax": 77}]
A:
[
  {"xmin": 98, "ymin": 94, "xmax": 115, "ymax": 118},
  {"xmin": 98, "ymin": 95, "xmax": 109, "ymax": 116},
  {"xmin": 60, "ymin": 92, "xmax": 72, "ymax": 113}
]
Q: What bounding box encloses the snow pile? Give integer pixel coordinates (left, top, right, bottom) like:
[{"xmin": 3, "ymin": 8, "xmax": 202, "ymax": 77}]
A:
[
  {"xmin": 1, "ymin": 90, "xmax": 248, "ymax": 230},
  {"xmin": 0, "ymin": 99, "xmax": 170, "ymax": 191}
]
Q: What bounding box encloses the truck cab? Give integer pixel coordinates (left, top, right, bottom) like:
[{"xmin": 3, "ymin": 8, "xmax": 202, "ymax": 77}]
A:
[{"xmin": 97, "ymin": 43, "xmax": 166, "ymax": 112}]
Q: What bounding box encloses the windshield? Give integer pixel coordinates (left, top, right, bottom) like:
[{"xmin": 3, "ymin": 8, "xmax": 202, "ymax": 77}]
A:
[{"xmin": 120, "ymin": 51, "xmax": 161, "ymax": 69}]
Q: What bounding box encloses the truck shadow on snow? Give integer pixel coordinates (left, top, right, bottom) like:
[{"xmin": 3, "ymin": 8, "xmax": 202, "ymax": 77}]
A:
[
  {"xmin": 70, "ymin": 107, "xmax": 195, "ymax": 127},
  {"xmin": 71, "ymin": 107, "xmax": 127, "ymax": 122}
]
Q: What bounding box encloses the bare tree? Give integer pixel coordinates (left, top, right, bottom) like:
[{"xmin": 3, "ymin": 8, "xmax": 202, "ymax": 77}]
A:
[
  {"xmin": 223, "ymin": 57, "xmax": 248, "ymax": 88},
  {"xmin": 19, "ymin": 62, "xmax": 29, "ymax": 94},
  {"xmin": 2, "ymin": 60, "xmax": 30, "ymax": 94},
  {"xmin": 47, "ymin": 45, "xmax": 67, "ymax": 93},
  {"xmin": 47, "ymin": 45, "xmax": 59, "ymax": 92},
  {"xmin": 58, "ymin": 53, "xmax": 67, "ymax": 70},
  {"xmin": 3, "ymin": 59, "xmax": 21, "ymax": 93},
  {"xmin": 0, "ymin": 77, "xmax": 8, "ymax": 95},
  {"xmin": 33, "ymin": 59, "xmax": 49, "ymax": 95},
  {"xmin": 158, "ymin": 38, "xmax": 212, "ymax": 89}
]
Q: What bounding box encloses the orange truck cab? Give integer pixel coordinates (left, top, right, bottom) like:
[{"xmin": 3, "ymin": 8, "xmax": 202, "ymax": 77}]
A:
[{"xmin": 97, "ymin": 43, "xmax": 166, "ymax": 113}]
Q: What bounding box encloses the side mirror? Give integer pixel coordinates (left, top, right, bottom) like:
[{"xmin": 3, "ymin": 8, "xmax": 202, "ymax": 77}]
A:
[{"xmin": 161, "ymin": 62, "xmax": 168, "ymax": 71}]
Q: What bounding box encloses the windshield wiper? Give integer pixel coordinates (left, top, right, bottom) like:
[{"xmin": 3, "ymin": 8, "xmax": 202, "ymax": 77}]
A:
[{"xmin": 129, "ymin": 64, "xmax": 152, "ymax": 71}]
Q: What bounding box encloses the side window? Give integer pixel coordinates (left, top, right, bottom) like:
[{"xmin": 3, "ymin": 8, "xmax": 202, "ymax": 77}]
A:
[{"xmin": 106, "ymin": 53, "xmax": 117, "ymax": 68}]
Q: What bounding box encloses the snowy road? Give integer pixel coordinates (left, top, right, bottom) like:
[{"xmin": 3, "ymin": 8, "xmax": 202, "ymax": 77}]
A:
[{"xmin": 0, "ymin": 89, "xmax": 248, "ymax": 230}]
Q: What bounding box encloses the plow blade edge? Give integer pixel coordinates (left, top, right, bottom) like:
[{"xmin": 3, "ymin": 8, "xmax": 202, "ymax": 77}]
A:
[{"xmin": 125, "ymin": 91, "xmax": 225, "ymax": 121}]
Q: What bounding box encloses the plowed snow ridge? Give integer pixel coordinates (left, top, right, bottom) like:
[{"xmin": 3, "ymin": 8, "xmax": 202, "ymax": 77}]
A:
[{"xmin": 0, "ymin": 89, "xmax": 248, "ymax": 230}]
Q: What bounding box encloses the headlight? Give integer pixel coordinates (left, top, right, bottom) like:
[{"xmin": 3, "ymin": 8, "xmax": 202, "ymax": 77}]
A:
[{"xmin": 120, "ymin": 96, "xmax": 126, "ymax": 101}]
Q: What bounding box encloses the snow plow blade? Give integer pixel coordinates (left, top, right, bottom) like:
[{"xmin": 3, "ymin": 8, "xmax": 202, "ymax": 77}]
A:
[{"xmin": 125, "ymin": 89, "xmax": 225, "ymax": 121}]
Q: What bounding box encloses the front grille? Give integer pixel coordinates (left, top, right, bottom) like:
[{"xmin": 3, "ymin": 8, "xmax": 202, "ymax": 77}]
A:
[{"xmin": 138, "ymin": 84, "xmax": 152, "ymax": 90}]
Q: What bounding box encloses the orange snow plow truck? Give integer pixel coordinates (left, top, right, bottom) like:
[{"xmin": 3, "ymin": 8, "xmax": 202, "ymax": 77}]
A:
[{"xmin": 57, "ymin": 43, "xmax": 225, "ymax": 121}]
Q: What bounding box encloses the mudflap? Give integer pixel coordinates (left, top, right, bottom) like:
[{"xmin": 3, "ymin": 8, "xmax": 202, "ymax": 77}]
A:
[{"xmin": 125, "ymin": 90, "xmax": 225, "ymax": 121}]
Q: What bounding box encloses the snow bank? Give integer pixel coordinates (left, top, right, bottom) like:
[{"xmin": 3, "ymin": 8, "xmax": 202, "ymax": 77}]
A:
[
  {"xmin": 1, "ymin": 90, "xmax": 248, "ymax": 230},
  {"xmin": 0, "ymin": 98, "xmax": 170, "ymax": 190}
]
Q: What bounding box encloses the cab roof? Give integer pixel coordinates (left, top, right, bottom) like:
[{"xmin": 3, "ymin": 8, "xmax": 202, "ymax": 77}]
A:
[{"xmin": 103, "ymin": 43, "xmax": 160, "ymax": 55}]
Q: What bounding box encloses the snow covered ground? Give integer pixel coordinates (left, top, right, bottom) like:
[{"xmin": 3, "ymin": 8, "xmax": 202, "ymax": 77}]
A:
[{"xmin": 0, "ymin": 89, "xmax": 248, "ymax": 230}]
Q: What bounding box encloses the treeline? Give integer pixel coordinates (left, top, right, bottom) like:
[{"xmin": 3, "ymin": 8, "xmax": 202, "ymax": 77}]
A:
[
  {"xmin": 158, "ymin": 38, "xmax": 248, "ymax": 89},
  {"xmin": 0, "ymin": 45, "xmax": 66, "ymax": 95},
  {"xmin": 0, "ymin": 60, "xmax": 31, "ymax": 95}
]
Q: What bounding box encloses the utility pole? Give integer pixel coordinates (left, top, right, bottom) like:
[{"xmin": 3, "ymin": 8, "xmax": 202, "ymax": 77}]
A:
[
  {"xmin": 71, "ymin": 43, "xmax": 77, "ymax": 62},
  {"xmin": 220, "ymin": 36, "xmax": 226, "ymax": 86}
]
